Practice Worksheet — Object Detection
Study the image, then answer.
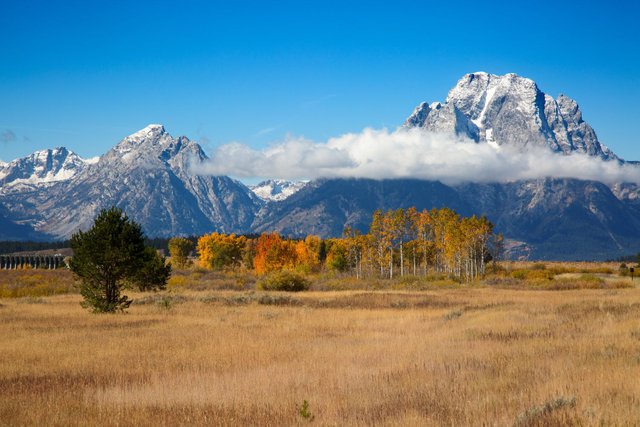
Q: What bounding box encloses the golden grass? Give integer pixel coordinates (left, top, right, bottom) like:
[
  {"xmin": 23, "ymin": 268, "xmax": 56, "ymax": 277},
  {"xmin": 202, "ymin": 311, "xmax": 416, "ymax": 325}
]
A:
[
  {"xmin": 501, "ymin": 260, "xmax": 624, "ymax": 274},
  {"xmin": 0, "ymin": 269, "xmax": 75, "ymax": 298},
  {"xmin": 3, "ymin": 260, "xmax": 638, "ymax": 299},
  {"xmin": 1, "ymin": 287, "xmax": 640, "ymax": 425}
]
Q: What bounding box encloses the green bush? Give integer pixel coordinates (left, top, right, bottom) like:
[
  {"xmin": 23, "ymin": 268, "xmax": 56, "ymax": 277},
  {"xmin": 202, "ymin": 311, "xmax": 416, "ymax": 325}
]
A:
[
  {"xmin": 511, "ymin": 269, "xmax": 554, "ymax": 281},
  {"xmin": 619, "ymin": 263, "xmax": 631, "ymax": 277},
  {"xmin": 258, "ymin": 271, "xmax": 310, "ymax": 292}
]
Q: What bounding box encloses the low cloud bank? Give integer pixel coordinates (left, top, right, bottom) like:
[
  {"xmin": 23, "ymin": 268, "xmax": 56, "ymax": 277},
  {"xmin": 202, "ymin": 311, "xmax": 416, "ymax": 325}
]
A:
[{"xmin": 192, "ymin": 127, "xmax": 640, "ymax": 185}]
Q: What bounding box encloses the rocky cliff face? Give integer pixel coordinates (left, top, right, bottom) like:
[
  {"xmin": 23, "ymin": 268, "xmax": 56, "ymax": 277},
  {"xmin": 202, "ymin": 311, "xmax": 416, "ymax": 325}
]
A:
[{"xmin": 405, "ymin": 72, "xmax": 616, "ymax": 159}]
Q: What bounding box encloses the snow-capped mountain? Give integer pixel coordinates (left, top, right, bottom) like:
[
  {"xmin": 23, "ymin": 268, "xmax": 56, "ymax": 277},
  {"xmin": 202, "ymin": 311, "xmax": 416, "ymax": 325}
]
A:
[
  {"xmin": 405, "ymin": 72, "xmax": 615, "ymax": 160},
  {"xmin": 249, "ymin": 179, "xmax": 307, "ymax": 202},
  {"xmin": 0, "ymin": 147, "xmax": 92, "ymax": 192},
  {"xmin": 0, "ymin": 125, "xmax": 262, "ymax": 239},
  {"xmin": 2, "ymin": 73, "xmax": 640, "ymax": 259},
  {"xmin": 252, "ymin": 72, "xmax": 640, "ymax": 259}
]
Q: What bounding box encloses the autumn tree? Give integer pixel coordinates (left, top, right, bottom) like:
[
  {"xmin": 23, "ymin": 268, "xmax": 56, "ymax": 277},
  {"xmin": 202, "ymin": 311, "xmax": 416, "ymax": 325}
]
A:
[
  {"xmin": 325, "ymin": 238, "xmax": 349, "ymax": 272},
  {"xmin": 253, "ymin": 233, "xmax": 296, "ymax": 274},
  {"xmin": 359, "ymin": 207, "xmax": 496, "ymax": 281},
  {"xmin": 190, "ymin": 206, "xmax": 497, "ymax": 282},
  {"xmin": 302, "ymin": 235, "xmax": 322, "ymax": 272},
  {"xmin": 168, "ymin": 237, "xmax": 194, "ymax": 268},
  {"xmin": 343, "ymin": 226, "xmax": 365, "ymax": 279},
  {"xmin": 369, "ymin": 210, "xmax": 391, "ymax": 278},
  {"xmin": 197, "ymin": 232, "xmax": 246, "ymax": 270},
  {"xmin": 416, "ymin": 209, "xmax": 434, "ymax": 275}
]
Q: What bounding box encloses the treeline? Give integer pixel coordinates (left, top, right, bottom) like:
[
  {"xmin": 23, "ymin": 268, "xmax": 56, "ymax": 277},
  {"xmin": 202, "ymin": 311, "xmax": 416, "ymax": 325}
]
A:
[
  {"xmin": 193, "ymin": 207, "xmax": 501, "ymax": 281},
  {"xmin": 0, "ymin": 237, "xmax": 194, "ymax": 255},
  {"xmin": 145, "ymin": 235, "xmax": 258, "ymax": 253},
  {"xmin": 0, "ymin": 240, "xmax": 70, "ymax": 255},
  {"xmin": 608, "ymin": 253, "xmax": 640, "ymax": 263}
]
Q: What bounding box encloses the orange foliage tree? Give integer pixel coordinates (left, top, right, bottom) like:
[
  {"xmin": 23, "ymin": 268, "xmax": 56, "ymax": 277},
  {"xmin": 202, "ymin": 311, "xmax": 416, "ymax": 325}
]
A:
[{"xmin": 253, "ymin": 233, "xmax": 296, "ymax": 274}]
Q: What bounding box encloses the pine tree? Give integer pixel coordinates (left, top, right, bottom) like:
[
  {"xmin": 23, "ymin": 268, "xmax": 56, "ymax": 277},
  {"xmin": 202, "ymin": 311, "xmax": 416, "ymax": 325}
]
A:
[{"xmin": 70, "ymin": 207, "xmax": 170, "ymax": 313}]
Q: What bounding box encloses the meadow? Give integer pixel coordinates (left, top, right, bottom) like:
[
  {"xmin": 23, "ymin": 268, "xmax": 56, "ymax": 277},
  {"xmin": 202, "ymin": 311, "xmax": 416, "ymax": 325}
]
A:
[{"xmin": 1, "ymin": 263, "xmax": 640, "ymax": 425}]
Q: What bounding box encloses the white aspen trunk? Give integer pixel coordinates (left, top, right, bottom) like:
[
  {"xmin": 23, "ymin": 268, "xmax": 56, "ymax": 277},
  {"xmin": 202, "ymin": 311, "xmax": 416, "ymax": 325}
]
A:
[
  {"xmin": 400, "ymin": 241, "xmax": 404, "ymax": 277},
  {"xmin": 423, "ymin": 239, "xmax": 428, "ymax": 276},
  {"xmin": 413, "ymin": 245, "xmax": 416, "ymax": 276}
]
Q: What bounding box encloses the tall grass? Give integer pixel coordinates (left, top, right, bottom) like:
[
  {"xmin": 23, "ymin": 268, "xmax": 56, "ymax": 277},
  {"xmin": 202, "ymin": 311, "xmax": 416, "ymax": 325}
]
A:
[
  {"xmin": 1, "ymin": 288, "xmax": 639, "ymax": 425},
  {"xmin": 1, "ymin": 261, "xmax": 635, "ymax": 298},
  {"xmin": 0, "ymin": 270, "xmax": 75, "ymax": 297}
]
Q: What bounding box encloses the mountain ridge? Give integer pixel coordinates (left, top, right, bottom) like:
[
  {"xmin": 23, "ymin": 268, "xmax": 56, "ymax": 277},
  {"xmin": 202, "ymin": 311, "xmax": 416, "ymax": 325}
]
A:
[
  {"xmin": 0, "ymin": 125, "xmax": 262, "ymax": 240},
  {"xmin": 1, "ymin": 72, "xmax": 640, "ymax": 260}
]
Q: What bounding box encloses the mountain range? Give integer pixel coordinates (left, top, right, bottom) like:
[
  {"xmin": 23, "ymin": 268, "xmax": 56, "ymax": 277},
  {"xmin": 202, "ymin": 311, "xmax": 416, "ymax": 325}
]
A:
[{"xmin": 1, "ymin": 72, "xmax": 639, "ymax": 260}]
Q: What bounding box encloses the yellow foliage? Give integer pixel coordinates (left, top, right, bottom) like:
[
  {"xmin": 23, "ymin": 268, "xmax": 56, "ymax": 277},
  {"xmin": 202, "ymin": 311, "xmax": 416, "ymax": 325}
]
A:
[
  {"xmin": 168, "ymin": 276, "xmax": 188, "ymax": 288},
  {"xmin": 197, "ymin": 233, "xmax": 246, "ymax": 270}
]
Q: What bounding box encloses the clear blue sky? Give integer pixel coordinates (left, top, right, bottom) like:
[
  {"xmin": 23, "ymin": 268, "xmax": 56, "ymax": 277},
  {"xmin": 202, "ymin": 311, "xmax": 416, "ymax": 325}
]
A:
[{"xmin": 1, "ymin": 0, "xmax": 638, "ymax": 162}]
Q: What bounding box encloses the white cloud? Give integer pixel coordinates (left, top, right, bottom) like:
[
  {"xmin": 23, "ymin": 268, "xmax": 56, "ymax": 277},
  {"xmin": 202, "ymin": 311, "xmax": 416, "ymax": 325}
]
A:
[
  {"xmin": 191, "ymin": 127, "xmax": 640, "ymax": 185},
  {"xmin": 255, "ymin": 127, "xmax": 278, "ymax": 137}
]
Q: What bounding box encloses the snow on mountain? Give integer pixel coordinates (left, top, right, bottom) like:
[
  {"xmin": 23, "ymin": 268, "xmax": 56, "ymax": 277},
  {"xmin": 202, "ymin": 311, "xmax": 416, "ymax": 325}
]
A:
[
  {"xmin": 405, "ymin": 72, "xmax": 616, "ymax": 160},
  {"xmin": 1, "ymin": 73, "xmax": 639, "ymax": 259},
  {"xmin": 0, "ymin": 147, "xmax": 89, "ymax": 192},
  {"xmin": 0, "ymin": 125, "xmax": 262, "ymax": 239},
  {"xmin": 250, "ymin": 179, "xmax": 308, "ymax": 202}
]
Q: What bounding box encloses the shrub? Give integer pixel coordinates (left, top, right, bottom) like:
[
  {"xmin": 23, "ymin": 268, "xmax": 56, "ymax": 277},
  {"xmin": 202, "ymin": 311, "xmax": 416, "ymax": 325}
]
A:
[
  {"xmin": 514, "ymin": 396, "xmax": 577, "ymax": 426},
  {"xmin": 167, "ymin": 276, "xmax": 187, "ymax": 289},
  {"xmin": 168, "ymin": 237, "xmax": 194, "ymax": 269},
  {"xmin": 619, "ymin": 263, "xmax": 630, "ymax": 276},
  {"xmin": 443, "ymin": 309, "xmax": 463, "ymax": 320},
  {"xmin": 258, "ymin": 271, "xmax": 310, "ymax": 292},
  {"xmin": 298, "ymin": 399, "xmax": 314, "ymax": 421},
  {"xmin": 511, "ymin": 269, "xmax": 554, "ymax": 281},
  {"xmin": 258, "ymin": 294, "xmax": 303, "ymax": 306}
]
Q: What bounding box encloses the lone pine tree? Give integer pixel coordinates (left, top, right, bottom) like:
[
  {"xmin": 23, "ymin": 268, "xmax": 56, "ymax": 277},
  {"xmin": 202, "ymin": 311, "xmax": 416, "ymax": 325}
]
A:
[{"xmin": 70, "ymin": 207, "xmax": 171, "ymax": 312}]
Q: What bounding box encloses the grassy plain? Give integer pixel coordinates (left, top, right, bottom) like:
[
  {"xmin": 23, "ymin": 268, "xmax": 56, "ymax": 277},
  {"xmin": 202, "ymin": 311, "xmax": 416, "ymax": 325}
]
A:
[{"xmin": 1, "ymin": 264, "xmax": 640, "ymax": 425}]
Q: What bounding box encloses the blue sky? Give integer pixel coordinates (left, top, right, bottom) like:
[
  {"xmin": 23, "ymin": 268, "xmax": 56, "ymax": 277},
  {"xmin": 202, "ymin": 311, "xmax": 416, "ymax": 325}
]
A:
[{"xmin": 1, "ymin": 0, "xmax": 639, "ymax": 163}]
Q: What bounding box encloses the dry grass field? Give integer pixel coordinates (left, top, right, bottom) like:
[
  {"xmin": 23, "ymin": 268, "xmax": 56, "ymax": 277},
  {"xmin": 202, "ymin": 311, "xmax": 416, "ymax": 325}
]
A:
[{"xmin": 2, "ymin": 280, "xmax": 640, "ymax": 425}]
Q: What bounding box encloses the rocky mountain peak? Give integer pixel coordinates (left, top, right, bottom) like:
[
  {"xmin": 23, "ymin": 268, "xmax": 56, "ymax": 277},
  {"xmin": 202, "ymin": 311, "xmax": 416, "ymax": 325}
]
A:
[
  {"xmin": 101, "ymin": 125, "xmax": 208, "ymax": 172},
  {"xmin": 446, "ymin": 72, "xmax": 540, "ymax": 122},
  {"xmin": 111, "ymin": 124, "xmax": 170, "ymax": 153},
  {"xmin": 406, "ymin": 72, "xmax": 616, "ymax": 160},
  {"xmin": 0, "ymin": 146, "xmax": 87, "ymax": 190},
  {"xmin": 131, "ymin": 123, "xmax": 166, "ymax": 138},
  {"xmin": 249, "ymin": 179, "xmax": 308, "ymax": 202}
]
